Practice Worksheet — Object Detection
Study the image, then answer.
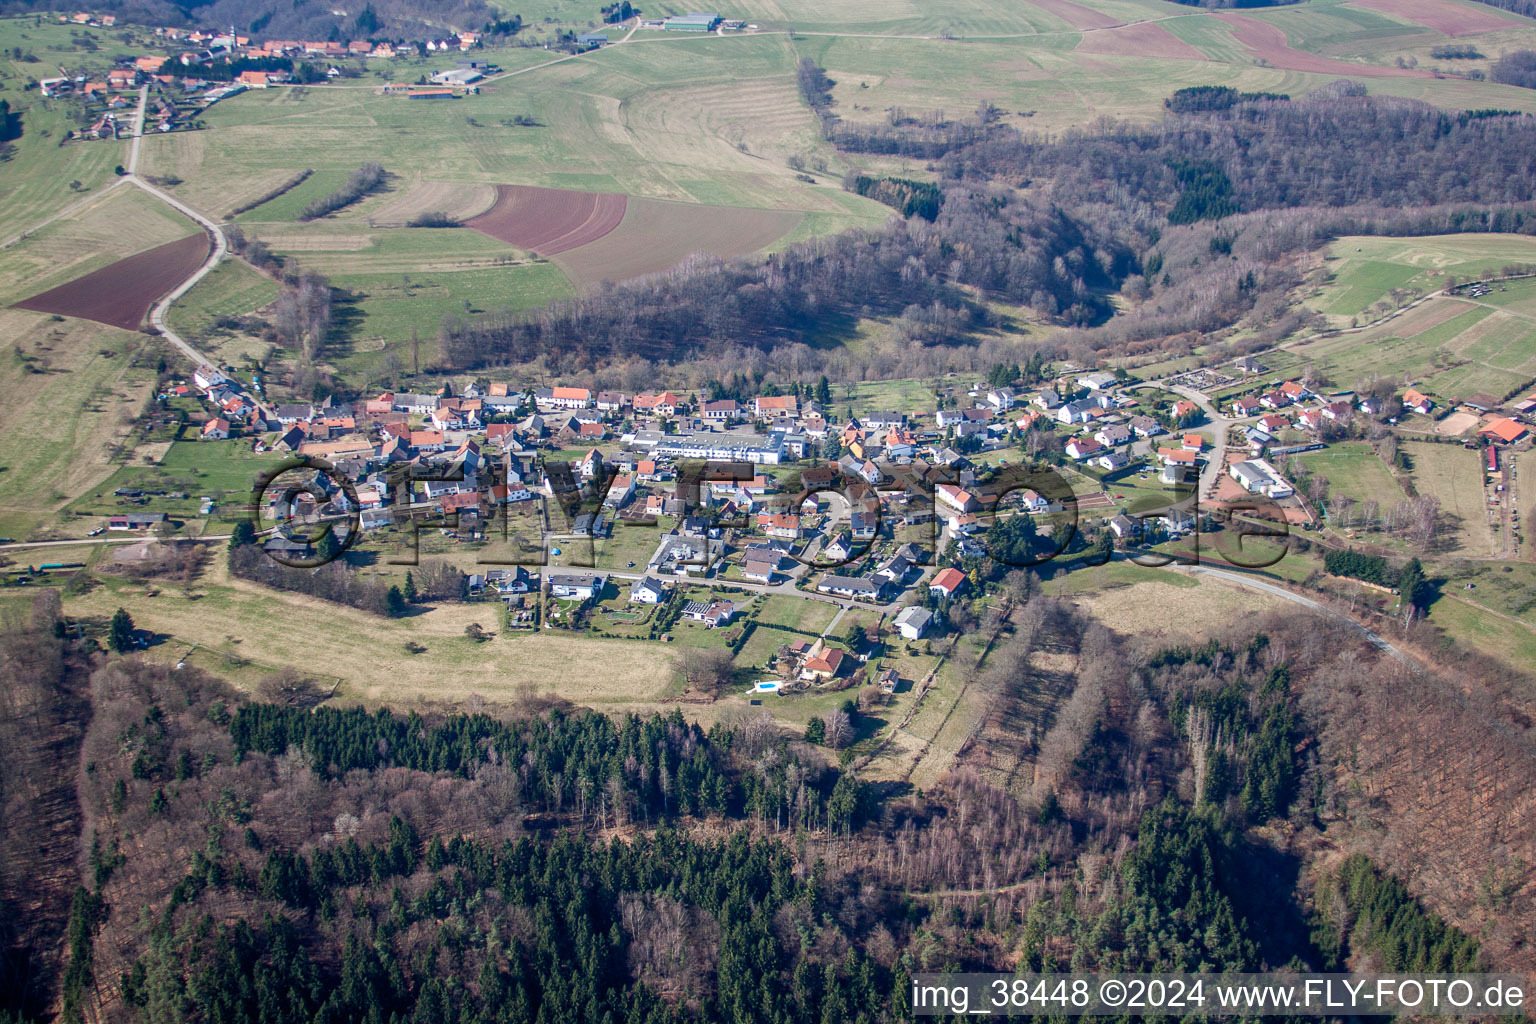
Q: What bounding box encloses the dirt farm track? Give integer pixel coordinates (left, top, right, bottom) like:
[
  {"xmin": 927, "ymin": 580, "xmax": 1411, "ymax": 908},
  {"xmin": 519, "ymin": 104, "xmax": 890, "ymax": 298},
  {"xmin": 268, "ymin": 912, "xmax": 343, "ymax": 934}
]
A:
[{"xmin": 10, "ymin": 233, "xmax": 211, "ymax": 331}]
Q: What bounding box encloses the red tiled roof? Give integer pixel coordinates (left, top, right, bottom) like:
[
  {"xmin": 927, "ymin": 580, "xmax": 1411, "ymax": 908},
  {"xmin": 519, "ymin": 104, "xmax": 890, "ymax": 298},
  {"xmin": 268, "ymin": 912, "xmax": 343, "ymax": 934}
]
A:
[{"xmin": 931, "ymin": 567, "xmax": 966, "ymax": 593}]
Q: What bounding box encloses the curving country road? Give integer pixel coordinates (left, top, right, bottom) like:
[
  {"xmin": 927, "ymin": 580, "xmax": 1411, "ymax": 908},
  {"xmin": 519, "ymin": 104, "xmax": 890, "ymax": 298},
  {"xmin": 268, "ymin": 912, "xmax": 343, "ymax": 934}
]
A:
[{"xmin": 125, "ymin": 87, "xmax": 225, "ymax": 372}]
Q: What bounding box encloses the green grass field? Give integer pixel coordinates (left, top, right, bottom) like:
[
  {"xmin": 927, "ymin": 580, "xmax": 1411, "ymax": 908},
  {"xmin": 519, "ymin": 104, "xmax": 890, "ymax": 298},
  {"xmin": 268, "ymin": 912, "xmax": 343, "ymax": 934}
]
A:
[
  {"xmin": 165, "ymin": 259, "xmax": 280, "ymax": 340},
  {"xmin": 1270, "ymin": 288, "xmax": 1536, "ymax": 404},
  {"xmin": 1402, "ymin": 441, "xmax": 1497, "ymax": 559},
  {"xmin": 1294, "ymin": 442, "xmax": 1405, "ymax": 512},
  {"xmin": 0, "ymin": 18, "xmax": 137, "ymax": 242},
  {"xmin": 0, "ymin": 309, "xmax": 156, "ymax": 538},
  {"xmin": 1311, "ymin": 234, "xmax": 1536, "ymax": 318},
  {"xmin": 67, "ymin": 438, "xmax": 288, "ymax": 526}
]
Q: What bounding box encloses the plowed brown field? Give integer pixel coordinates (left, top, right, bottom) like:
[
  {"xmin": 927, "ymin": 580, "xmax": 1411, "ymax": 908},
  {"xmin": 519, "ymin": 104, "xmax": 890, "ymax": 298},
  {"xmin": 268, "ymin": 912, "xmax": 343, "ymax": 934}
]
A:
[
  {"xmin": 10, "ymin": 233, "xmax": 210, "ymax": 330},
  {"xmin": 1026, "ymin": 0, "xmax": 1121, "ymax": 30},
  {"xmin": 465, "ymin": 185, "xmax": 628, "ymax": 255},
  {"xmin": 553, "ymin": 198, "xmax": 803, "ymax": 289},
  {"xmin": 1347, "ymin": 0, "xmax": 1519, "ymax": 35}
]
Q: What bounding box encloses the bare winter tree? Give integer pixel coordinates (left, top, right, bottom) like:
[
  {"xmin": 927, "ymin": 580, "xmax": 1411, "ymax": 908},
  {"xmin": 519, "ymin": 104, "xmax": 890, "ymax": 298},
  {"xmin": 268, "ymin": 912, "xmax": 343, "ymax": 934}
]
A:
[{"xmin": 825, "ymin": 709, "xmax": 853, "ymax": 749}]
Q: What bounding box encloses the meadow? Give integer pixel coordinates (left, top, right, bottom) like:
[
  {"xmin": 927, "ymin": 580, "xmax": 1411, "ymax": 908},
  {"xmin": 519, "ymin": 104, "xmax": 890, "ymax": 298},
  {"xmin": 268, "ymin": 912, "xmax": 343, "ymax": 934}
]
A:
[
  {"xmin": 1293, "ymin": 441, "xmax": 1406, "ymax": 511},
  {"xmin": 1403, "ymin": 441, "xmax": 1498, "ymax": 559},
  {"xmin": 0, "ymin": 309, "xmax": 155, "ymax": 538},
  {"xmin": 0, "ymin": 18, "xmax": 136, "ymax": 242},
  {"xmin": 164, "ymin": 259, "xmax": 281, "ymax": 352},
  {"xmin": 1267, "ymin": 292, "xmax": 1536, "ymax": 405},
  {"xmin": 1310, "ymin": 234, "xmax": 1536, "ymax": 318}
]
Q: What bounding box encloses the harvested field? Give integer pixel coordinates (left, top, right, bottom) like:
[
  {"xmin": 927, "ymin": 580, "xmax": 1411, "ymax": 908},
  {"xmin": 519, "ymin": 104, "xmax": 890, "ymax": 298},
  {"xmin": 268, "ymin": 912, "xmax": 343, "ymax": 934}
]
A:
[
  {"xmin": 1213, "ymin": 13, "xmax": 1433, "ymax": 77},
  {"xmin": 553, "ymin": 198, "xmax": 803, "ymax": 289},
  {"xmin": 367, "ymin": 180, "xmax": 499, "ymax": 227},
  {"xmin": 1024, "ymin": 0, "xmax": 1120, "ymax": 30},
  {"xmin": 1346, "ymin": 0, "xmax": 1520, "ymax": 35},
  {"xmin": 1077, "ymin": 22, "xmax": 1206, "ymax": 60},
  {"xmin": 11, "ymin": 233, "xmax": 209, "ymax": 331},
  {"xmin": 465, "ymin": 184, "xmax": 627, "ymax": 256}
]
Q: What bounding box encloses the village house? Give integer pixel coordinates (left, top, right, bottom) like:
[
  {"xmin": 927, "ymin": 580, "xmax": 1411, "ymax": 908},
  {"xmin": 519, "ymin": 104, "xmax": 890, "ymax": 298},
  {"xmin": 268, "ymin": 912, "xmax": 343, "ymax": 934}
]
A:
[
  {"xmin": 895, "ymin": 606, "xmax": 932, "ymax": 640},
  {"xmin": 1256, "ymin": 414, "xmax": 1288, "ymax": 434},
  {"xmin": 800, "ymin": 642, "xmax": 846, "ymax": 682},
  {"xmin": 1065, "ymin": 436, "xmax": 1102, "ymax": 461},
  {"xmin": 683, "ymin": 600, "xmax": 736, "ymax": 628},
  {"xmin": 629, "ymin": 577, "xmax": 667, "ymax": 604},
  {"xmin": 109, "ymin": 513, "xmax": 167, "ymax": 531},
  {"xmin": 1095, "ymin": 450, "xmax": 1130, "ymax": 472},
  {"xmin": 1094, "ymin": 424, "xmax": 1132, "ymax": 447},
  {"xmin": 985, "ymin": 387, "xmax": 1016, "ymax": 410},
  {"xmin": 929, "ymin": 566, "xmax": 966, "ymax": 600},
  {"xmin": 757, "ymin": 512, "xmax": 801, "ymax": 539},
  {"xmin": 741, "ymin": 558, "xmax": 778, "ymax": 583},
  {"xmin": 1157, "ymin": 447, "xmax": 1199, "ymax": 468},
  {"xmin": 1057, "ymin": 399, "xmax": 1098, "ymax": 425},
  {"xmin": 634, "ymin": 391, "xmax": 683, "ymax": 417},
  {"xmin": 817, "ymin": 575, "xmax": 886, "ymax": 601},
  {"xmin": 536, "ymin": 386, "xmax": 592, "ymax": 410},
  {"xmin": 935, "ymin": 484, "xmax": 979, "ymax": 513},
  {"xmin": 1402, "ymin": 388, "xmax": 1435, "ymax": 415},
  {"xmin": 753, "ymin": 395, "xmax": 798, "ymax": 420},
  {"xmin": 1108, "ymin": 514, "xmax": 1139, "ymax": 539},
  {"xmin": 549, "ymin": 573, "xmax": 605, "ymax": 602}
]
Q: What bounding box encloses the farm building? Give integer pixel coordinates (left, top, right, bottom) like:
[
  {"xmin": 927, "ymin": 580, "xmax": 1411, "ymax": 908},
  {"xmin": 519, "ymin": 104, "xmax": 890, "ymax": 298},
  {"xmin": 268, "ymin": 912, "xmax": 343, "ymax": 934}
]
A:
[
  {"xmin": 432, "ymin": 67, "xmax": 483, "ymax": 86},
  {"xmin": 407, "ymin": 88, "xmax": 457, "ymax": 99},
  {"xmin": 1480, "ymin": 418, "xmax": 1529, "ymax": 444},
  {"xmin": 662, "ymin": 12, "xmax": 721, "ymax": 30},
  {"xmin": 576, "ymin": 31, "xmax": 608, "ymax": 46}
]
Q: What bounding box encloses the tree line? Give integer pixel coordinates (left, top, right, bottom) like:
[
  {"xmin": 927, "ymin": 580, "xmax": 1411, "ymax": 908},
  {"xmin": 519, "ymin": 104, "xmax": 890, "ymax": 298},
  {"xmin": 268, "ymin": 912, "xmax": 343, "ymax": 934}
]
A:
[{"xmin": 298, "ymin": 162, "xmax": 385, "ymax": 222}]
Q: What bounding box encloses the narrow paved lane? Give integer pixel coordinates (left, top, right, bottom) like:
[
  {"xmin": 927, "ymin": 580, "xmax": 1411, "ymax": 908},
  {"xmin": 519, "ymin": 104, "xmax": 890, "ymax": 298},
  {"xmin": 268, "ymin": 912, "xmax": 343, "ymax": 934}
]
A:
[{"xmin": 121, "ymin": 85, "xmax": 224, "ymax": 371}]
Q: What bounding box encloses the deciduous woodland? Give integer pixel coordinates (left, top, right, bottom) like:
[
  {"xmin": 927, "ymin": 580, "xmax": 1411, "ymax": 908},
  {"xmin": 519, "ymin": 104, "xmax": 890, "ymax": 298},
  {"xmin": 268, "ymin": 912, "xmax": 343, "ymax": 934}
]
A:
[
  {"xmin": 3, "ymin": 588, "xmax": 1533, "ymax": 1024},
  {"xmin": 434, "ymin": 89, "xmax": 1536, "ymax": 385}
]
